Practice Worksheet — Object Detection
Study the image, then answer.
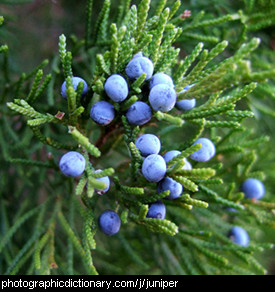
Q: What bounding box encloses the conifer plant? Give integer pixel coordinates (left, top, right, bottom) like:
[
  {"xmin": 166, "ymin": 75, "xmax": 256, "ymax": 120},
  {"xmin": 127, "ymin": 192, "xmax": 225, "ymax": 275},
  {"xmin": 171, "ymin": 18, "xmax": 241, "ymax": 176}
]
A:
[{"xmin": 1, "ymin": 0, "xmax": 275, "ymax": 275}]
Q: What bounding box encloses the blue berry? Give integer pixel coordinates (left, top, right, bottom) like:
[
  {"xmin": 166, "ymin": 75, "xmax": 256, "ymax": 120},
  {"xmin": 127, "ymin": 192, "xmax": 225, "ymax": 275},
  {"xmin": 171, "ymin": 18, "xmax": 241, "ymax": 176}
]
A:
[
  {"xmin": 163, "ymin": 150, "xmax": 192, "ymax": 170},
  {"xmin": 241, "ymin": 178, "xmax": 265, "ymax": 200},
  {"xmin": 61, "ymin": 76, "xmax": 88, "ymax": 99},
  {"xmin": 135, "ymin": 134, "xmax": 161, "ymax": 157},
  {"xmin": 149, "ymin": 84, "xmax": 177, "ymax": 112},
  {"xmin": 228, "ymin": 226, "xmax": 250, "ymax": 246},
  {"xmin": 125, "ymin": 54, "xmax": 154, "ymax": 80},
  {"xmin": 176, "ymin": 84, "xmax": 196, "ymax": 111},
  {"xmin": 59, "ymin": 151, "xmax": 86, "ymax": 177},
  {"xmin": 98, "ymin": 210, "xmax": 121, "ymax": 236},
  {"xmin": 90, "ymin": 100, "xmax": 115, "ymax": 126},
  {"xmin": 142, "ymin": 154, "xmax": 167, "ymax": 182},
  {"xmin": 189, "ymin": 138, "xmax": 216, "ymax": 162},
  {"xmin": 104, "ymin": 74, "xmax": 128, "ymax": 103},
  {"xmin": 126, "ymin": 101, "xmax": 152, "ymax": 125},
  {"xmin": 133, "ymin": 51, "xmax": 143, "ymax": 58},
  {"xmin": 226, "ymin": 208, "xmax": 238, "ymax": 213},
  {"xmin": 149, "ymin": 72, "xmax": 174, "ymax": 90},
  {"xmin": 182, "ymin": 159, "xmax": 192, "ymax": 170},
  {"xmin": 94, "ymin": 170, "xmax": 110, "ymax": 194},
  {"xmin": 157, "ymin": 177, "xmax": 183, "ymax": 200},
  {"xmin": 146, "ymin": 201, "xmax": 166, "ymax": 220},
  {"xmin": 176, "ymin": 98, "xmax": 196, "ymax": 111},
  {"xmin": 163, "ymin": 150, "xmax": 181, "ymax": 162}
]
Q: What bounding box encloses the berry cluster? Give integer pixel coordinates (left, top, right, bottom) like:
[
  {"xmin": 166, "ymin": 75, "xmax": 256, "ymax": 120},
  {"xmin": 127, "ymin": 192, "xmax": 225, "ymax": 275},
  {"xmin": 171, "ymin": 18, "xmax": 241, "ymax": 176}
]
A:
[
  {"xmin": 137, "ymin": 133, "xmax": 216, "ymax": 219},
  {"xmin": 57, "ymin": 52, "xmax": 265, "ymax": 241},
  {"xmin": 89, "ymin": 52, "xmax": 196, "ymax": 128}
]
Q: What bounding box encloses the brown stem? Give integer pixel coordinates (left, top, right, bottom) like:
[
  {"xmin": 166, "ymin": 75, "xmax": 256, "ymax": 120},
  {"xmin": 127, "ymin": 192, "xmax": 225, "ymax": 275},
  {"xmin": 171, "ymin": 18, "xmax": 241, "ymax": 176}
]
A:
[{"xmin": 95, "ymin": 122, "xmax": 122, "ymax": 149}]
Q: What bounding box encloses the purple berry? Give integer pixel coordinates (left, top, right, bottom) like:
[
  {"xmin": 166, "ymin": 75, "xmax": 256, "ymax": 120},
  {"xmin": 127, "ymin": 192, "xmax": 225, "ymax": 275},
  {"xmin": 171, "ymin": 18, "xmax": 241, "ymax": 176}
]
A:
[
  {"xmin": 98, "ymin": 210, "xmax": 121, "ymax": 236},
  {"xmin": 189, "ymin": 138, "xmax": 216, "ymax": 162},
  {"xmin": 149, "ymin": 84, "xmax": 177, "ymax": 112},
  {"xmin": 94, "ymin": 170, "xmax": 110, "ymax": 194},
  {"xmin": 241, "ymin": 178, "xmax": 265, "ymax": 200},
  {"xmin": 163, "ymin": 150, "xmax": 181, "ymax": 162},
  {"xmin": 146, "ymin": 201, "xmax": 166, "ymax": 220},
  {"xmin": 176, "ymin": 84, "xmax": 196, "ymax": 111},
  {"xmin": 104, "ymin": 74, "xmax": 128, "ymax": 103},
  {"xmin": 163, "ymin": 150, "xmax": 192, "ymax": 170},
  {"xmin": 61, "ymin": 76, "xmax": 88, "ymax": 99},
  {"xmin": 126, "ymin": 101, "xmax": 152, "ymax": 126},
  {"xmin": 142, "ymin": 154, "xmax": 167, "ymax": 182},
  {"xmin": 157, "ymin": 177, "xmax": 183, "ymax": 200},
  {"xmin": 125, "ymin": 54, "xmax": 154, "ymax": 80},
  {"xmin": 90, "ymin": 100, "xmax": 115, "ymax": 126},
  {"xmin": 135, "ymin": 134, "xmax": 161, "ymax": 157},
  {"xmin": 149, "ymin": 72, "xmax": 174, "ymax": 90},
  {"xmin": 176, "ymin": 98, "xmax": 196, "ymax": 111},
  {"xmin": 59, "ymin": 151, "xmax": 86, "ymax": 177},
  {"xmin": 228, "ymin": 226, "xmax": 250, "ymax": 246}
]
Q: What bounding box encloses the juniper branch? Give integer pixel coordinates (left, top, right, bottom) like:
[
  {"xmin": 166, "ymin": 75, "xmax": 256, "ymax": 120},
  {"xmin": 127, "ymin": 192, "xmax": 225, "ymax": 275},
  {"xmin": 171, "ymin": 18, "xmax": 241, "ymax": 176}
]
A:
[{"xmin": 68, "ymin": 126, "xmax": 101, "ymax": 157}]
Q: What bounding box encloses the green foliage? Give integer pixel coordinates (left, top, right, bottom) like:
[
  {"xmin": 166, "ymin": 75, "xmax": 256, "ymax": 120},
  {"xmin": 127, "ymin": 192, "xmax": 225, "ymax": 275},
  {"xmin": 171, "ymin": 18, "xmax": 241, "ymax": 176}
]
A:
[{"xmin": 0, "ymin": 0, "xmax": 274, "ymax": 275}]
